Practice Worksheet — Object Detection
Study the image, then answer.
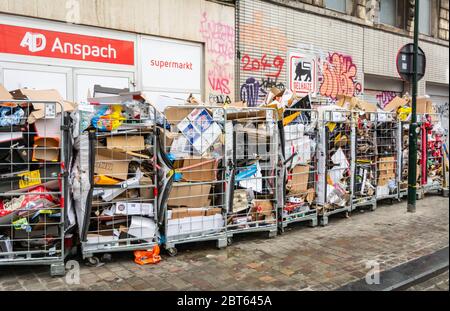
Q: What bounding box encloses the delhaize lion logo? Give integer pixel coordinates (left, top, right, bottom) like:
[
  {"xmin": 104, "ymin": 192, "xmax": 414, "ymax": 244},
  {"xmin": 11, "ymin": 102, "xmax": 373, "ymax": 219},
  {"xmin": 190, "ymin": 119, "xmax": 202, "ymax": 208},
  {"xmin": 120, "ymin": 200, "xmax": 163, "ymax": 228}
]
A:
[{"xmin": 20, "ymin": 32, "xmax": 47, "ymax": 52}]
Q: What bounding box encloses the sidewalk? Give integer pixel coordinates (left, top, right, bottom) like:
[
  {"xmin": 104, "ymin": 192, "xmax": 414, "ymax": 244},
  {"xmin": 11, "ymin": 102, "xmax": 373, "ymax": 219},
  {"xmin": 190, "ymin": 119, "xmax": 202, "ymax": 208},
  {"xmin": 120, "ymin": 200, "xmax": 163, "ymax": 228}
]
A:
[{"xmin": 0, "ymin": 196, "xmax": 448, "ymax": 291}]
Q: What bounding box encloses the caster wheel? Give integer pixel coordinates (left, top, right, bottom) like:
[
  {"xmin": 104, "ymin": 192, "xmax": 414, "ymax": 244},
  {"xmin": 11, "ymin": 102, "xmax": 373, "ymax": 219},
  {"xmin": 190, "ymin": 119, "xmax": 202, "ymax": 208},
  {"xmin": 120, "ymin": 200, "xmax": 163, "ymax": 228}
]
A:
[
  {"xmin": 227, "ymin": 238, "xmax": 233, "ymax": 246},
  {"xmin": 86, "ymin": 256, "xmax": 100, "ymax": 266},
  {"xmin": 101, "ymin": 253, "xmax": 112, "ymax": 263},
  {"xmin": 167, "ymin": 247, "xmax": 178, "ymax": 257},
  {"xmin": 278, "ymin": 227, "xmax": 284, "ymax": 235}
]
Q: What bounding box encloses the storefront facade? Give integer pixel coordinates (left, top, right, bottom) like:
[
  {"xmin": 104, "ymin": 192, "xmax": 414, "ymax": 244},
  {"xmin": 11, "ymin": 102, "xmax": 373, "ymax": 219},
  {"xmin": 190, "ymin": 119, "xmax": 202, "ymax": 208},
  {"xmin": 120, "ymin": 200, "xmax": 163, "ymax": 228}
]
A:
[{"xmin": 0, "ymin": 0, "xmax": 235, "ymax": 105}]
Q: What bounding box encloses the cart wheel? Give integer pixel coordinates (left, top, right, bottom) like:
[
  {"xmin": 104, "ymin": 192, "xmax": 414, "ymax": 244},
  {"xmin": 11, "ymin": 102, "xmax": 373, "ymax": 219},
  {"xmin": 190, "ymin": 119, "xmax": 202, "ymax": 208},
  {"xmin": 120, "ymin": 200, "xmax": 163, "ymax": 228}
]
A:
[
  {"xmin": 101, "ymin": 253, "xmax": 112, "ymax": 263},
  {"xmin": 86, "ymin": 256, "xmax": 100, "ymax": 266},
  {"xmin": 227, "ymin": 237, "xmax": 233, "ymax": 246},
  {"xmin": 167, "ymin": 247, "xmax": 178, "ymax": 257},
  {"xmin": 278, "ymin": 226, "xmax": 284, "ymax": 235}
]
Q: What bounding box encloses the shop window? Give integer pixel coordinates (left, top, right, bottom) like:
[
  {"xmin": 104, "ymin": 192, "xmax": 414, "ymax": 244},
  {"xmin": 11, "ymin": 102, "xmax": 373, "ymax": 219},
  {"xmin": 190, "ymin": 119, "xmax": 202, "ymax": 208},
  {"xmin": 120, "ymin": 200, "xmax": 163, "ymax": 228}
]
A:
[
  {"xmin": 419, "ymin": 0, "xmax": 431, "ymax": 35},
  {"xmin": 379, "ymin": 0, "xmax": 407, "ymax": 29},
  {"xmin": 324, "ymin": 0, "xmax": 346, "ymax": 13}
]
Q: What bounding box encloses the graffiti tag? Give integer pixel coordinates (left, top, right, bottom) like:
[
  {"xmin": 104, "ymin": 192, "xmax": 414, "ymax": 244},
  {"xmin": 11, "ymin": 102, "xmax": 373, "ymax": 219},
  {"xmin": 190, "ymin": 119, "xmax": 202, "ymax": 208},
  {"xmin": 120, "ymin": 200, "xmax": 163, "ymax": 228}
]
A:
[
  {"xmin": 200, "ymin": 12, "xmax": 235, "ymax": 62},
  {"xmin": 240, "ymin": 77, "xmax": 285, "ymax": 107},
  {"xmin": 241, "ymin": 54, "xmax": 285, "ymax": 78},
  {"xmin": 319, "ymin": 52, "xmax": 362, "ymax": 100},
  {"xmin": 208, "ymin": 60, "xmax": 232, "ymax": 95},
  {"xmin": 376, "ymin": 91, "xmax": 398, "ymax": 108}
]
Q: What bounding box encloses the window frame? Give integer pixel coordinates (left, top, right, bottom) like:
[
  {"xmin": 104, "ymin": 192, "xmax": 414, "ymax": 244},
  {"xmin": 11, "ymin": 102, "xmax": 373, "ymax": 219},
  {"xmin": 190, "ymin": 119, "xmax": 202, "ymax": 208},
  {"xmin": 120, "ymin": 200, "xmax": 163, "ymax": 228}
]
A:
[{"xmin": 324, "ymin": 0, "xmax": 347, "ymax": 14}]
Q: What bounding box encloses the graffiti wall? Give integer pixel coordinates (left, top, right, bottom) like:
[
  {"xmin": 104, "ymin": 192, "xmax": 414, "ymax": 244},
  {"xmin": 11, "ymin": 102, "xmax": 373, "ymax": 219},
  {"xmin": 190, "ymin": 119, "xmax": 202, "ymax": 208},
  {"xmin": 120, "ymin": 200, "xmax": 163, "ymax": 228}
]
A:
[
  {"xmin": 200, "ymin": 12, "xmax": 235, "ymax": 105},
  {"xmin": 237, "ymin": 0, "xmax": 365, "ymax": 105}
]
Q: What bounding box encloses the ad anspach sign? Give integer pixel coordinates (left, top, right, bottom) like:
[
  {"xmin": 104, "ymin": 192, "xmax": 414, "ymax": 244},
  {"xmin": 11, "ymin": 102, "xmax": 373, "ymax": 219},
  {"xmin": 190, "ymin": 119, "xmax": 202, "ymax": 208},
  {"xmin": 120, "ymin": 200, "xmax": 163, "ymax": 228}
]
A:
[{"xmin": 0, "ymin": 24, "xmax": 135, "ymax": 65}]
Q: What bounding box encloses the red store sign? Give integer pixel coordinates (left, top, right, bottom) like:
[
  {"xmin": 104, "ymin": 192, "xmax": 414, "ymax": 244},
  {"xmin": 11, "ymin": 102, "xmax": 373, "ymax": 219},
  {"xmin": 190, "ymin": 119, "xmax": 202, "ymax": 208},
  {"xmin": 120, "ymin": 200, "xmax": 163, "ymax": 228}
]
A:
[{"xmin": 0, "ymin": 24, "xmax": 135, "ymax": 65}]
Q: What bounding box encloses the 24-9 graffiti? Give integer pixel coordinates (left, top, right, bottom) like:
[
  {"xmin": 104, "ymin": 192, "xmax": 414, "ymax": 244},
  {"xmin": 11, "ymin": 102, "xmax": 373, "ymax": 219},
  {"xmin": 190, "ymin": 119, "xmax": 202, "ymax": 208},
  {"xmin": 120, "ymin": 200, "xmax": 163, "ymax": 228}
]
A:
[{"xmin": 241, "ymin": 54, "xmax": 285, "ymax": 78}]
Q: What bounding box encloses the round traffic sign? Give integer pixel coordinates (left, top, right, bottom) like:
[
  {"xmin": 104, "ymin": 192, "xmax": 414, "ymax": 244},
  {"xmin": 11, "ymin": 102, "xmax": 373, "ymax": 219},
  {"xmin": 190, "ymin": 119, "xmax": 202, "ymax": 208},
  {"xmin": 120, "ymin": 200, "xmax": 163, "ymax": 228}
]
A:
[{"xmin": 396, "ymin": 43, "xmax": 426, "ymax": 82}]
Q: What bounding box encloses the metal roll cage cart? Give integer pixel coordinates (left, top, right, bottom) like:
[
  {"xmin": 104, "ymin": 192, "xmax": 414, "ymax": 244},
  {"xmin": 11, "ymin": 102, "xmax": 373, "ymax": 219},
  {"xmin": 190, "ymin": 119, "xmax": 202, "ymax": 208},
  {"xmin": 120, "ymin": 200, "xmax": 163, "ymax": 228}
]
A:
[
  {"xmin": 375, "ymin": 112, "xmax": 401, "ymax": 203},
  {"xmin": 421, "ymin": 113, "xmax": 447, "ymax": 196},
  {"xmin": 225, "ymin": 107, "xmax": 278, "ymax": 243},
  {"xmin": 317, "ymin": 109, "xmax": 353, "ymax": 226},
  {"xmin": 0, "ymin": 100, "xmax": 68, "ymax": 276},
  {"xmin": 399, "ymin": 117, "xmax": 424, "ymax": 200},
  {"xmin": 279, "ymin": 108, "xmax": 318, "ymax": 231},
  {"xmin": 159, "ymin": 105, "xmax": 227, "ymax": 256},
  {"xmin": 351, "ymin": 111, "xmax": 377, "ymax": 211},
  {"xmin": 80, "ymin": 94, "xmax": 160, "ymax": 265}
]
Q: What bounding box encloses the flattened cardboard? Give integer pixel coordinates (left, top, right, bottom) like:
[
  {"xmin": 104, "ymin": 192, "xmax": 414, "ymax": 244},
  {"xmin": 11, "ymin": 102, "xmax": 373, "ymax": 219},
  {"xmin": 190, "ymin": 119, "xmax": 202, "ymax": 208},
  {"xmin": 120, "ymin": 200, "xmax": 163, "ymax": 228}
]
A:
[
  {"xmin": 168, "ymin": 182, "xmax": 212, "ymax": 208},
  {"xmin": 164, "ymin": 107, "xmax": 193, "ymax": 124},
  {"xmin": 383, "ymin": 96, "xmax": 408, "ymax": 112},
  {"xmin": 170, "ymin": 208, "xmax": 189, "ymax": 219},
  {"xmin": 106, "ymin": 135, "xmax": 145, "ymax": 152},
  {"xmin": 180, "ymin": 158, "xmax": 217, "ymax": 182},
  {"xmin": 289, "ymin": 165, "xmax": 310, "ymax": 194},
  {"xmin": 0, "ymin": 84, "xmax": 13, "ymax": 102},
  {"xmin": 252, "ymin": 200, "xmax": 273, "ymax": 217},
  {"xmin": 94, "ymin": 148, "xmax": 131, "ymax": 180}
]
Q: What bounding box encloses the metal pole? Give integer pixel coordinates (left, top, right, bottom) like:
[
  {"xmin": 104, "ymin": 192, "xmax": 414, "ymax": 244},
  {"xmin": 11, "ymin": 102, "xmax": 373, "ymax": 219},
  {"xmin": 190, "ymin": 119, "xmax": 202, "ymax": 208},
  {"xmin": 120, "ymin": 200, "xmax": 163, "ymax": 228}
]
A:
[{"xmin": 407, "ymin": 0, "xmax": 420, "ymax": 213}]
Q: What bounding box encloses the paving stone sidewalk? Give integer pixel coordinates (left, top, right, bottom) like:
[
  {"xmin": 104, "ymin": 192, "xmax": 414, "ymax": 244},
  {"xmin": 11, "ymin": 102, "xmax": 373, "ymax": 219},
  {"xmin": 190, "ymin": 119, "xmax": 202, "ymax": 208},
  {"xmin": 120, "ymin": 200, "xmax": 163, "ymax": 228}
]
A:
[{"xmin": 0, "ymin": 196, "xmax": 448, "ymax": 291}]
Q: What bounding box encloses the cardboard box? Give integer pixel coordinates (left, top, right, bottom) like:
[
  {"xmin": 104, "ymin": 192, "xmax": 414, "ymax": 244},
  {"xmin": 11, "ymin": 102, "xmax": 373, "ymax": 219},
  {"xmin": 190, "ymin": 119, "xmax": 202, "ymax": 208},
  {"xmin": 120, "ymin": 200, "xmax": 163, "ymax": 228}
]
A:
[
  {"xmin": 9, "ymin": 89, "xmax": 75, "ymax": 123},
  {"xmin": 167, "ymin": 182, "xmax": 212, "ymax": 208},
  {"xmin": 169, "ymin": 208, "xmax": 189, "ymax": 220},
  {"xmin": 114, "ymin": 202, "xmax": 154, "ymax": 217},
  {"xmin": 378, "ymin": 157, "xmax": 396, "ymax": 170},
  {"xmin": 139, "ymin": 176, "xmax": 154, "ymax": 200},
  {"xmin": 180, "ymin": 158, "xmax": 217, "ymax": 182},
  {"xmin": 32, "ymin": 137, "xmax": 60, "ymax": 162},
  {"xmin": 336, "ymin": 95, "xmax": 359, "ymax": 110},
  {"xmin": 94, "ymin": 148, "xmax": 131, "ymax": 180},
  {"xmin": 127, "ymin": 216, "xmax": 157, "ymax": 241},
  {"xmin": 187, "ymin": 208, "xmax": 205, "ymax": 217},
  {"xmin": 106, "ymin": 135, "xmax": 145, "ymax": 153},
  {"xmin": 289, "ymin": 165, "xmax": 310, "ymax": 194},
  {"xmin": 383, "ymin": 96, "xmax": 408, "ymax": 112},
  {"xmin": 378, "ymin": 174, "xmax": 396, "ymax": 186},
  {"xmin": 0, "ymin": 84, "xmax": 13, "ymax": 102},
  {"xmin": 251, "ymin": 200, "xmax": 273, "ymax": 217},
  {"xmin": 416, "ymin": 96, "xmax": 434, "ymax": 114},
  {"xmin": 166, "ymin": 214, "xmax": 224, "ymax": 237}
]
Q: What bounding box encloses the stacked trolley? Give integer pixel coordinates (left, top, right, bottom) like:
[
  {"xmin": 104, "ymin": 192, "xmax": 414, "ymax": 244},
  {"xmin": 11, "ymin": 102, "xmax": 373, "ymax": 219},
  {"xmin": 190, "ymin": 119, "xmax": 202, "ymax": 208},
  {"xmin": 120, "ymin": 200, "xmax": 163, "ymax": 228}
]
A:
[
  {"xmin": 159, "ymin": 105, "xmax": 227, "ymax": 256},
  {"xmin": 351, "ymin": 111, "xmax": 377, "ymax": 211},
  {"xmin": 279, "ymin": 106, "xmax": 318, "ymax": 231},
  {"xmin": 420, "ymin": 113, "xmax": 447, "ymax": 196},
  {"xmin": 80, "ymin": 93, "xmax": 160, "ymax": 264},
  {"xmin": 375, "ymin": 112, "xmax": 401, "ymax": 202},
  {"xmin": 225, "ymin": 107, "xmax": 279, "ymax": 242},
  {"xmin": 0, "ymin": 99, "xmax": 68, "ymax": 276},
  {"xmin": 316, "ymin": 108, "xmax": 353, "ymax": 226}
]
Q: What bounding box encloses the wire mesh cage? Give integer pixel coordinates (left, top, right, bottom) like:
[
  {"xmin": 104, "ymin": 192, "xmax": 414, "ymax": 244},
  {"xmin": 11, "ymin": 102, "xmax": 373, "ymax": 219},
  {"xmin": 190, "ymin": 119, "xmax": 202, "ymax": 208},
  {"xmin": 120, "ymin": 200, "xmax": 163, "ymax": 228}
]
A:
[
  {"xmin": 280, "ymin": 108, "xmax": 318, "ymax": 229},
  {"xmin": 0, "ymin": 100, "xmax": 68, "ymax": 276},
  {"xmin": 225, "ymin": 107, "xmax": 278, "ymax": 239},
  {"xmin": 375, "ymin": 112, "xmax": 400, "ymax": 201},
  {"xmin": 421, "ymin": 113, "xmax": 447, "ymax": 194},
  {"xmin": 159, "ymin": 105, "xmax": 227, "ymax": 255},
  {"xmin": 80, "ymin": 94, "xmax": 159, "ymax": 262},
  {"xmin": 317, "ymin": 109, "xmax": 353, "ymax": 226},
  {"xmin": 351, "ymin": 111, "xmax": 377, "ymax": 210}
]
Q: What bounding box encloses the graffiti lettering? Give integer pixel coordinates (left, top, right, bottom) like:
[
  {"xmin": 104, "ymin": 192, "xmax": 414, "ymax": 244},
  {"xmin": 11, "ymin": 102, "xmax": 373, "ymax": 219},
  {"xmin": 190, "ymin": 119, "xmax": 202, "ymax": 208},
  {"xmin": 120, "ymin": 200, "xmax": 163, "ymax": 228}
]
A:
[
  {"xmin": 376, "ymin": 91, "xmax": 397, "ymax": 108},
  {"xmin": 208, "ymin": 60, "xmax": 231, "ymax": 95},
  {"xmin": 241, "ymin": 54, "xmax": 285, "ymax": 78},
  {"xmin": 209, "ymin": 94, "xmax": 232, "ymax": 105},
  {"xmin": 200, "ymin": 12, "xmax": 235, "ymax": 62},
  {"xmin": 240, "ymin": 77, "xmax": 260, "ymax": 107},
  {"xmin": 434, "ymin": 102, "xmax": 449, "ymax": 118},
  {"xmin": 240, "ymin": 77, "xmax": 285, "ymax": 107},
  {"xmin": 319, "ymin": 52, "xmax": 362, "ymax": 100}
]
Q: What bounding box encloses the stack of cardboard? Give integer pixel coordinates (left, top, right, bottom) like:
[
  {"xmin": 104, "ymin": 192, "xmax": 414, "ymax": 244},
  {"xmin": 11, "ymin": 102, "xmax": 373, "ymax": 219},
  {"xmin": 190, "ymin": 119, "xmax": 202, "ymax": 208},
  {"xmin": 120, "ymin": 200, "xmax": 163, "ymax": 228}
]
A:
[
  {"xmin": 161, "ymin": 103, "xmax": 225, "ymax": 238},
  {"xmin": 81, "ymin": 92, "xmax": 158, "ymax": 247},
  {"xmin": 0, "ymin": 85, "xmax": 74, "ymax": 256}
]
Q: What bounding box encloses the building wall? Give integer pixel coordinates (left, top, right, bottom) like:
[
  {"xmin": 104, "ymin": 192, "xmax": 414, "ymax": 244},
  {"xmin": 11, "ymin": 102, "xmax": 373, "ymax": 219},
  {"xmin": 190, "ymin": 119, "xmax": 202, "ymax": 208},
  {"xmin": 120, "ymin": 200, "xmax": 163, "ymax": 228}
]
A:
[
  {"xmin": 0, "ymin": 0, "xmax": 236, "ymax": 104},
  {"xmin": 237, "ymin": 0, "xmax": 449, "ymax": 106}
]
